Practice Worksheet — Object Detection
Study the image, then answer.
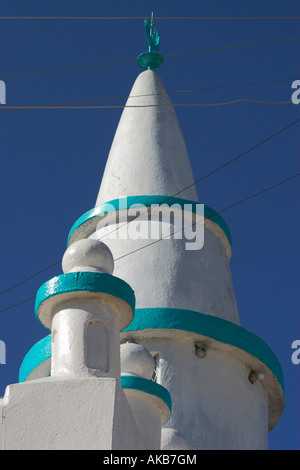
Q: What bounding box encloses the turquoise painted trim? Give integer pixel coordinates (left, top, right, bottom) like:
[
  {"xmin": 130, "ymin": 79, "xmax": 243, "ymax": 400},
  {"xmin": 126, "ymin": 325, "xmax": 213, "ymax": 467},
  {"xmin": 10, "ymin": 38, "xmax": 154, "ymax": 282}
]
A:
[
  {"xmin": 35, "ymin": 272, "xmax": 135, "ymax": 327},
  {"xmin": 122, "ymin": 308, "xmax": 284, "ymax": 393},
  {"xmin": 137, "ymin": 52, "xmax": 164, "ymax": 70},
  {"xmin": 121, "ymin": 375, "xmax": 172, "ymax": 412},
  {"xmin": 19, "ymin": 307, "xmax": 284, "ymax": 396},
  {"xmin": 19, "ymin": 334, "xmax": 51, "ymax": 383},
  {"xmin": 67, "ymin": 195, "xmax": 232, "ymax": 247}
]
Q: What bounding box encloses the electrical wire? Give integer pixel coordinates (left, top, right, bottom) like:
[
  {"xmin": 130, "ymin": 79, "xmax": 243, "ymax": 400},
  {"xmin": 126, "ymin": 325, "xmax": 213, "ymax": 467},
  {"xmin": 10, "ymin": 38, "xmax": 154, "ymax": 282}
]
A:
[
  {"xmin": 0, "ymin": 171, "xmax": 299, "ymax": 315},
  {"xmin": 0, "ymin": 17, "xmax": 299, "ymax": 311},
  {"xmin": 1, "ymin": 116, "xmax": 299, "ymax": 298},
  {"xmin": 0, "ymin": 16, "xmax": 300, "ymax": 20},
  {"xmin": 114, "ymin": 172, "xmax": 300, "ymax": 261},
  {"xmin": 0, "ymin": 77, "xmax": 297, "ymax": 113},
  {"xmin": 0, "ymin": 296, "xmax": 36, "ymax": 314},
  {"xmin": 164, "ymin": 36, "xmax": 300, "ymax": 58},
  {"xmin": 0, "ymin": 261, "xmax": 61, "ymax": 297},
  {"xmin": 1, "ymin": 36, "xmax": 299, "ymax": 80},
  {"xmin": 0, "ymin": 99, "xmax": 293, "ymax": 110},
  {"xmin": 82, "ymin": 116, "xmax": 300, "ymax": 244}
]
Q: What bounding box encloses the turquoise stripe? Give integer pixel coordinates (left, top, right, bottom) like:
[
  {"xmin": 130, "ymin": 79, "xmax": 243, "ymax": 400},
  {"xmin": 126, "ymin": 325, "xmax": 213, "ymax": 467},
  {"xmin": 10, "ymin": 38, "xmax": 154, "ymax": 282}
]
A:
[
  {"xmin": 123, "ymin": 307, "xmax": 284, "ymax": 393},
  {"xmin": 35, "ymin": 271, "xmax": 135, "ymax": 327},
  {"xmin": 67, "ymin": 195, "xmax": 232, "ymax": 247},
  {"xmin": 19, "ymin": 334, "xmax": 51, "ymax": 383},
  {"xmin": 121, "ymin": 375, "xmax": 172, "ymax": 412},
  {"xmin": 20, "ymin": 307, "xmax": 283, "ymax": 397}
]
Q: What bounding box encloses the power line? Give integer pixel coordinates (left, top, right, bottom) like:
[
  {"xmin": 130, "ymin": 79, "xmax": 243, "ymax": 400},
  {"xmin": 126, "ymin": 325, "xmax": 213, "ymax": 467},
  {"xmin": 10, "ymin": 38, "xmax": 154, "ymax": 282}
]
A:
[
  {"xmin": 164, "ymin": 36, "xmax": 300, "ymax": 58},
  {"xmin": 1, "ymin": 116, "xmax": 299, "ymax": 298},
  {"xmin": 1, "ymin": 36, "xmax": 299, "ymax": 80},
  {"xmin": 0, "ymin": 16, "xmax": 300, "ymax": 20},
  {"xmin": 114, "ymin": 172, "xmax": 300, "ymax": 261},
  {"xmin": 0, "ymin": 171, "xmax": 298, "ymax": 315},
  {"xmin": 0, "ymin": 58, "xmax": 135, "ymax": 80},
  {"xmin": 92, "ymin": 116, "xmax": 300, "ymax": 244},
  {"xmin": 165, "ymin": 117, "xmax": 300, "ymax": 197},
  {"xmin": 0, "ymin": 261, "xmax": 61, "ymax": 297},
  {"xmin": 0, "ymin": 99, "xmax": 292, "ymax": 110},
  {"xmin": 0, "ymin": 295, "xmax": 36, "ymax": 314},
  {"xmin": 0, "ymin": 77, "xmax": 296, "ymax": 113}
]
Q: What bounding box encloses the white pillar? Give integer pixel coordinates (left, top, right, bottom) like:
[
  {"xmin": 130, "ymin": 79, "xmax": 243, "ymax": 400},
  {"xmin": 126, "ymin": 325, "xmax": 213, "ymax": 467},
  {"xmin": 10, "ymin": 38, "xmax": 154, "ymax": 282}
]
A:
[
  {"xmin": 50, "ymin": 298, "xmax": 121, "ymax": 378},
  {"xmin": 36, "ymin": 239, "xmax": 134, "ymax": 380},
  {"xmin": 120, "ymin": 341, "xmax": 171, "ymax": 449}
]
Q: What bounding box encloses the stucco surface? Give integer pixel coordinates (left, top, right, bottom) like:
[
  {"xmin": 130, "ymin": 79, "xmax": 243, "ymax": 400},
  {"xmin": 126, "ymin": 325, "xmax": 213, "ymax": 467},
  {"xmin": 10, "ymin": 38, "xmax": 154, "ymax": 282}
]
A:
[
  {"xmin": 96, "ymin": 70, "xmax": 198, "ymax": 204},
  {"xmin": 0, "ymin": 378, "xmax": 145, "ymax": 450}
]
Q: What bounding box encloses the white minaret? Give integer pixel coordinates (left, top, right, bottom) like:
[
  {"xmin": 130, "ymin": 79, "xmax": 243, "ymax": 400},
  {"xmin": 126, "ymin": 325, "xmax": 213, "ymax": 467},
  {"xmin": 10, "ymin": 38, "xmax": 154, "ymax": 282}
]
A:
[
  {"xmin": 14, "ymin": 17, "xmax": 284, "ymax": 450},
  {"xmin": 67, "ymin": 63, "xmax": 284, "ymax": 448}
]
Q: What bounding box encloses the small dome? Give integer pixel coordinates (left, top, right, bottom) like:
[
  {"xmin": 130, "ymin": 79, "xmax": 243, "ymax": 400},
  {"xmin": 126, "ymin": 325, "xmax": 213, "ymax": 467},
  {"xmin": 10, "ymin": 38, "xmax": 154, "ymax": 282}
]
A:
[
  {"xmin": 62, "ymin": 239, "xmax": 114, "ymax": 274},
  {"xmin": 120, "ymin": 341, "xmax": 155, "ymax": 380}
]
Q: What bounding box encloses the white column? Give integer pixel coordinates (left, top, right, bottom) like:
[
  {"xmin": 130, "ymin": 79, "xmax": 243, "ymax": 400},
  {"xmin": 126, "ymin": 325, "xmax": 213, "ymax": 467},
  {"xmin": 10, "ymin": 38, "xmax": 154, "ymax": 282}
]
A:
[
  {"xmin": 120, "ymin": 341, "xmax": 171, "ymax": 450},
  {"xmin": 50, "ymin": 239, "xmax": 121, "ymax": 379}
]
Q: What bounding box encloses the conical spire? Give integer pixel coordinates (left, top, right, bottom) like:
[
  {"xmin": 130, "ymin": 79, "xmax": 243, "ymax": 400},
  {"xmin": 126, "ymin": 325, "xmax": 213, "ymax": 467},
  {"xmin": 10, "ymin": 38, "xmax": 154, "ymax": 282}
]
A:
[{"xmin": 95, "ymin": 70, "xmax": 198, "ymax": 206}]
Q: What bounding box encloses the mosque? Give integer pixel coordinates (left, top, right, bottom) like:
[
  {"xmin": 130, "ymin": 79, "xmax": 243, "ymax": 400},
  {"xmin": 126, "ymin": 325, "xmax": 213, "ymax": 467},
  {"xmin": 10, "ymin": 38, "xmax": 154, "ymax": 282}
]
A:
[{"xmin": 0, "ymin": 17, "xmax": 284, "ymax": 450}]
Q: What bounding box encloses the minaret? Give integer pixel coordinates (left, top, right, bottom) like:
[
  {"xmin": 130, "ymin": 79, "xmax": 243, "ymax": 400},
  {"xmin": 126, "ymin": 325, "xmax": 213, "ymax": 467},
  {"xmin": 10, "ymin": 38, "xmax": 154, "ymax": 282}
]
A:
[
  {"xmin": 2, "ymin": 238, "xmax": 171, "ymax": 449},
  {"xmin": 16, "ymin": 16, "xmax": 284, "ymax": 450},
  {"xmin": 66, "ymin": 18, "xmax": 284, "ymax": 449}
]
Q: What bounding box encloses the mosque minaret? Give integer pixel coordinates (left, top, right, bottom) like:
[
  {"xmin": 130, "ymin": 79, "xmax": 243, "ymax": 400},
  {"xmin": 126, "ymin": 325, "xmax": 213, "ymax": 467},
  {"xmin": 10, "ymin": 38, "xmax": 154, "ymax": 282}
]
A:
[{"xmin": 0, "ymin": 16, "xmax": 284, "ymax": 450}]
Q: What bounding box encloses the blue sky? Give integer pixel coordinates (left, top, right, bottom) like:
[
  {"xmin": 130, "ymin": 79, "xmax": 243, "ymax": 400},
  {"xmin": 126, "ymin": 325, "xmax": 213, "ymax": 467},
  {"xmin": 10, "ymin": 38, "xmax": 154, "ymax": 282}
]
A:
[{"xmin": 0, "ymin": 0, "xmax": 299, "ymax": 450}]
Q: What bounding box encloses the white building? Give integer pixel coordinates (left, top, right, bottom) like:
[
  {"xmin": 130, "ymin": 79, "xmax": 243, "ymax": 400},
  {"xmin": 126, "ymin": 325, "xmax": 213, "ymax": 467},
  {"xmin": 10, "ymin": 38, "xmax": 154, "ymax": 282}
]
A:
[{"xmin": 0, "ymin": 31, "xmax": 284, "ymax": 449}]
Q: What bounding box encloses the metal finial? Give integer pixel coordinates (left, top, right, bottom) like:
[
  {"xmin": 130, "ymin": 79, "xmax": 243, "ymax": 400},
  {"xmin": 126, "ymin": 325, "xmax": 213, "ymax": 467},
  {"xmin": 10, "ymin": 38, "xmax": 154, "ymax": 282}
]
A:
[
  {"xmin": 137, "ymin": 13, "xmax": 164, "ymax": 70},
  {"xmin": 145, "ymin": 12, "xmax": 160, "ymax": 52}
]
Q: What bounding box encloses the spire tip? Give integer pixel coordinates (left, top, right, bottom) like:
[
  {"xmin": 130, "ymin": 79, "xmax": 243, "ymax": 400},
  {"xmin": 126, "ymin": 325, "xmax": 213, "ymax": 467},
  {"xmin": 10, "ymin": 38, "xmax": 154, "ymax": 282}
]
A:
[{"xmin": 137, "ymin": 13, "xmax": 163, "ymax": 70}]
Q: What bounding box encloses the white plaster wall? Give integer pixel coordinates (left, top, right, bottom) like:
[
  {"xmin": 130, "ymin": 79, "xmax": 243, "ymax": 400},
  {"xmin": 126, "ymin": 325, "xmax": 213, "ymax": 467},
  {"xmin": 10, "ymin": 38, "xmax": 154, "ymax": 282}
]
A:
[
  {"xmin": 123, "ymin": 390, "xmax": 163, "ymax": 450},
  {"xmin": 51, "ymin": 298, "xmax": 121, "ymax": 379},
  {"xmin": 0, "ymin": 378, "xmax": 145, "ymax": 450},
  {"xmin": 137, "ymin": 337, "xmax": 268, "ymax": 450},
  {"xmin": 90, "ymin": 213, "xmax": 240, "ymax": 325}
]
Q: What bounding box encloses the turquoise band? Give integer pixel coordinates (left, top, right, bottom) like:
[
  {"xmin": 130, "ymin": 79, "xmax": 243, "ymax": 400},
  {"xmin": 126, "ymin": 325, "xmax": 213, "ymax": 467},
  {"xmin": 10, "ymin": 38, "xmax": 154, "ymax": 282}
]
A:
[
  {"xmin": 18, "ymin": 337, "xmax": 171, "ymax": 416},
  {"xmin": 67, "ymin": 195, "xmax": 232, "ymax": 247},
  {"xmin": 122, "ymin": 307, "xmax": 284, "ymax": 393},
  {"xmin": 19, "ymin": 334, "xmax": 51, "ymax": 383},
  {"xmin": 137, "ymin": 51, "xmax": 164, "ymax": 70},
  {"xmin": 121, "ymin": 375, "xmax": 172, "ymax": 412},
  {"xmin": 35, "ymin": 271, "xmax": 135, "ymax": 328},
  {"xmin": 19, "ymin": 307, "xmax": 284, "ymax": 395}
]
